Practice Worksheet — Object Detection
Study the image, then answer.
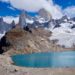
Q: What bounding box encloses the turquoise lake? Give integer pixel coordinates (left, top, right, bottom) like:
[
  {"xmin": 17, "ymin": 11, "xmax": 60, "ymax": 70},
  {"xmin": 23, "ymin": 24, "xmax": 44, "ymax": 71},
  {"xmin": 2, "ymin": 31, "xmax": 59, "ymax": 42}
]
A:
[{"xmin": 11, "ymin": 51, "xmax": 75, "ymax": 68}]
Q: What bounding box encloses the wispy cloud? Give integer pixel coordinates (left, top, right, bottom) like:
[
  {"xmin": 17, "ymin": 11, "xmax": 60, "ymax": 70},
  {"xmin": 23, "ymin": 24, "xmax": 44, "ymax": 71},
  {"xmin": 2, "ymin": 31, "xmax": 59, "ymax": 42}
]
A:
[
  {"xmin": 9, "ymin": 0, "xmax": 63, "ymax": 19},
  {"xmin": 7, "ymin": 6, "xmax": 15, "ymax": 10},
  {"xmin": 0, "ymin": 0, "xmax": 75, "ymax": 18},
  {"xmin": 63, "ymin": 6, "xmax": 75, "ymax": 18}
]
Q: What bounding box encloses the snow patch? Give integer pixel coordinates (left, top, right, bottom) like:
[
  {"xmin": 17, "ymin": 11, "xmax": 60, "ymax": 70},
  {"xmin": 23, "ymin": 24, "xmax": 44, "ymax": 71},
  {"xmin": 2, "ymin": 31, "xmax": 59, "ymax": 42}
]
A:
[
  {"xmin": 49, "ymin": 27, "xmax": 75, "ymax": 48},
  {"xmin": 26, "ymin": 19, "xmax": 34, "ymax": 24},
  {"xmin": 0, "ymin": 31, "xmax": 6, "ymax": 40}
]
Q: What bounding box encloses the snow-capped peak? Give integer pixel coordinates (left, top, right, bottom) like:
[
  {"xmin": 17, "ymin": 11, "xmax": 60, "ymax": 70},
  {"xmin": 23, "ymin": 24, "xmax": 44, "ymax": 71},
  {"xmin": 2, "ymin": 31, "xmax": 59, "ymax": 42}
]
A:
[{"xmin": 49, "ymin": 16, "xmax": 75, "ymax": 48}]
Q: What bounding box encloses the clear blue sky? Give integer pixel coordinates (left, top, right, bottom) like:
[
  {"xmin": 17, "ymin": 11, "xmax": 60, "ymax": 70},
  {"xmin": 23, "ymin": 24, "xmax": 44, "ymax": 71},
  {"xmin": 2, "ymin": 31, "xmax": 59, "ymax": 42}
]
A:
[
  {"xmin": 0, "ymin": 0, "xmax": 75, "ymax": 16},
  {"xmin": 53, "ymin": 0, "xmax": 75, "ymax": 8}
]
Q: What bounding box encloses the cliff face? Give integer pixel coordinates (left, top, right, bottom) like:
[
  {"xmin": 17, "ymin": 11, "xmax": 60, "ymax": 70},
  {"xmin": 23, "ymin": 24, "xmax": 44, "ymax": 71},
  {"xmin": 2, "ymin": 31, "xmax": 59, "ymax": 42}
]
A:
[
  {"xmin": 19, "ymin": 11, "xmax": 27, "ymax": 28},
  {"xmin": 38, "ymin": 8, "xmax": 52, "ymax": 21},
  {"xmin": 0, "ymin": 17, "xmax": 16, "ymax": 33}
]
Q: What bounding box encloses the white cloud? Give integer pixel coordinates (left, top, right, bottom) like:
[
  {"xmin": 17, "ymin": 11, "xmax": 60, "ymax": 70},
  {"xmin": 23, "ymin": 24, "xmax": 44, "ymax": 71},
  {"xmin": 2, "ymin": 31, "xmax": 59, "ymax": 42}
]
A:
[
  {"xmin": 7, "ymin": 6, "xmax": 15, "ymax": 10},
  {"xmin": 3, "ymin": 16, "xmax": 19, "ymax": 24},
  {"xmin": 63, "ymin": 6, "xmax": 75, "ymax": 18},
  {"xmin": 10, "ymin": 0, "xmax": 43, "ymax": 12},
  {"xmin": 1, "ymin": 0, "xmax": 75, "ymax": 18},
  {"xmin": 9, "ymin": 0, "xmax": 63, "ymax": 19},
  {"xmin": 43, "ymin": 4, "xmax": 63, "ymax": 19},
  {"xmin": 0, "ymin": 0, "xmax": 63, "ymax": 19}
]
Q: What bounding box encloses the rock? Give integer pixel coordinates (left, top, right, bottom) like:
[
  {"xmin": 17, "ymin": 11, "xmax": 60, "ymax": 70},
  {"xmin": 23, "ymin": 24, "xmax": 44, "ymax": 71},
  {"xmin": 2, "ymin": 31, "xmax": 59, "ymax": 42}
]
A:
[
  {"xmin": 19, "ymin": 11, "xmax": 27, "ymax": 28},
  {"xmin": 38, "ymin": 8, "xmax": 52, "ymax": 21},
  {"xmin": 0, "ymin": 17, "xmax": 3, "ymax": 24},
  {"xmin": 0, "ymin": 17, "xmax": 13, "ymax": 33},
  {"xmin": 11, "ymin": 20, "xmax": 16, "ymax": 29}
]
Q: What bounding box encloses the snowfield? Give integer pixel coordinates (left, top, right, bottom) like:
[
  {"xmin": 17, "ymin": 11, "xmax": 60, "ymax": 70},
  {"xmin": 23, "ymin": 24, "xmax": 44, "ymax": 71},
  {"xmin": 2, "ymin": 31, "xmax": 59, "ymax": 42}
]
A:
[
  {"xmin": 26, "ymin": 18, "xmax": 34, "ymax": 24},
  {"xmin": 49, "ymin": 22, "xmax": 75, "ymax": 48}
]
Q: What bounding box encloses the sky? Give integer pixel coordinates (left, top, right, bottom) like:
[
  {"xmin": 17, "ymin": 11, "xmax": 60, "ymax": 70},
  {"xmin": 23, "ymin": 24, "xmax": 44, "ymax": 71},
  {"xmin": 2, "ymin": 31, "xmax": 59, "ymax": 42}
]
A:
[
  {"xmin": 0, "ymin": 0, "xmax": 75, "ymax": 23},
  {"xmin": 53, "ymin": 0, "xmax": 75, "ymax": 8}
]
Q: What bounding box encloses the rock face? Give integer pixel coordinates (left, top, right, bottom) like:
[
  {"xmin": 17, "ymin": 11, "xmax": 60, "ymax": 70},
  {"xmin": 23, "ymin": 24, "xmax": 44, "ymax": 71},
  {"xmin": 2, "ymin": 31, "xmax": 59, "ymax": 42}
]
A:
[
  {"xmin": 11, "ymin": 20, "xmax": 16, "ymax": 29},
  {"xmin": 0, "ymin": 32, "xmax": 11, "ymax": 54},
  {"xmin": 0, "ymin": 17, "xmax": 3, "ymax": 24},
  {"xmin": 31, "ymin": 9, "xmax": 52, "ymax": 28},
  {"xmin": 18, "ymin": 10, "xmax": 52, "ymax": 29},
  {"xmin": 19, "ymin": 11, "xmax": 27, "ymax": 28},
  {"xmin": 19, "ymin": 11, "xmax": 33, "ymax": 28},
  {"xmin": 0, "ymin": 17, "xmax": 13, "ymax": 33},
  {"xmin": 38, "ymin": 8, "xmax": 52, "ymax": 21}
]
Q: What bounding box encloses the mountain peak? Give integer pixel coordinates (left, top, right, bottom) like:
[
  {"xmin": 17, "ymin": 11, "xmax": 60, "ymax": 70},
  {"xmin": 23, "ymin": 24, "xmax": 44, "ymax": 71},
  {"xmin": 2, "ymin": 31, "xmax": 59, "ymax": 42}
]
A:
[
  {"xmin": 19, "ymin": 11, "xmax": 27, "ymax": 28},
  {"xmin": 38, "ymin": 8, "xmax": 52, "ymax": 21},
  {"xmin": 0, "ymin": 17, "xmax": 3, "ymax": 23},
  {"xmin": 11, "ymin": 20, "xmax": 16, "ymax": 29}
]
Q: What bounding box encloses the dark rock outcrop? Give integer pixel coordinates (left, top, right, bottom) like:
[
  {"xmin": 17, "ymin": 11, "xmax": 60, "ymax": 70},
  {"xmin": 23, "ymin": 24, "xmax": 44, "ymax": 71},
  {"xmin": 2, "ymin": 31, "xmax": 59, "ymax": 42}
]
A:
[
  {"xmin": 11, "ymin": 20, "xmax": 16, "ymax": 29},
  {"xmin": 71, "ymin": 25, "xmax": 75, "ymax": 29},
  {"xmin": 24, "ymin": 26, "xmax": 32, "ymax": 33},
  {"xmin": 0, "ymin": 34, "xmax": 10, "ymax": 54}
]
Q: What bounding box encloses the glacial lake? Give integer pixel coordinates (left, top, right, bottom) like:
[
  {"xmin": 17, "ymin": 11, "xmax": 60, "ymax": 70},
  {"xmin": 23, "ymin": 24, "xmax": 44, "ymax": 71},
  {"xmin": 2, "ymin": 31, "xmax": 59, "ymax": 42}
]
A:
[{"xmin": 11, "ymin": 51, "xmax": 75, "ymax": 68}]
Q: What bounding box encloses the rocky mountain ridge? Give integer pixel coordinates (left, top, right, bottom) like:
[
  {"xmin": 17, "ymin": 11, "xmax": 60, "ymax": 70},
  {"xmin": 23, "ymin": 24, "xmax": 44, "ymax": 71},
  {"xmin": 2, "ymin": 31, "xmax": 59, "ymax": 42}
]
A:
[
  {"xmin": 0, "ymin": 17, "xmax": 15, "ymax": 33},
  {"xmin": 1, "ymin": 9, "xmax": 75, "ymax": 33},
  {"xmin": 0, "ymin": 9, "xmax": 75, "ymax": 54}
]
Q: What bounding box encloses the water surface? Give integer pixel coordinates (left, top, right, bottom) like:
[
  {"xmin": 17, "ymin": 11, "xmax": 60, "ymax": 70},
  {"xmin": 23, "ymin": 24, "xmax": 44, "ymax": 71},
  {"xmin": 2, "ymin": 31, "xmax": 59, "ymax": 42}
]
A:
[{"xmin": 12, "ymin": 51, "xmax": 75, "ymax": 68}]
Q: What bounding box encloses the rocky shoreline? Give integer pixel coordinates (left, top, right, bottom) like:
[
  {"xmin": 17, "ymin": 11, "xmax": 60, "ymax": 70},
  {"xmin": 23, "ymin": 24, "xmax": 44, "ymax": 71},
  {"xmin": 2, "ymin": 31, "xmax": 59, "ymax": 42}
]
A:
[{"xmin": 0, "ymin": 54, "xmax": 75, "ymax": 75}]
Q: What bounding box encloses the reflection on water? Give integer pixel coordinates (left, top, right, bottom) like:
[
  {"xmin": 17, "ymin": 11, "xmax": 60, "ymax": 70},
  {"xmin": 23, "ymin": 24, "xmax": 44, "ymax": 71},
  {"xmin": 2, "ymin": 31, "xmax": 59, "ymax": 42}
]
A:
[{"xmin": 12, "ymin": 51, "xmax": 75, "ymax": 68}]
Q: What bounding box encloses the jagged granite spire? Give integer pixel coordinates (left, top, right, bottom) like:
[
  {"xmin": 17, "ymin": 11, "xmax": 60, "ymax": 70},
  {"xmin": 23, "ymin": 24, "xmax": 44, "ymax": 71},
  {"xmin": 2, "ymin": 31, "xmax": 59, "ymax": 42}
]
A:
[
  {"xmin": 11, "ymin": 20, "xmax": 15, "ymax": 29},
  {"xmin": 0, "ymin": 17, "xmax": 13, "ymax": 33},
  {"xmin": 0, "ymin": 17, "xmax": 4, "ymax": 26},
  {"xmin": 0, "ymin": 17, "xmax": 3, "ymax": 23},
  {"xmin": 38, "ymin": 8, "xmax": 52, "ymax": 21},
  {"xmin": 19, "ymin": 10, "xmax": 27, "ymax": 28}
]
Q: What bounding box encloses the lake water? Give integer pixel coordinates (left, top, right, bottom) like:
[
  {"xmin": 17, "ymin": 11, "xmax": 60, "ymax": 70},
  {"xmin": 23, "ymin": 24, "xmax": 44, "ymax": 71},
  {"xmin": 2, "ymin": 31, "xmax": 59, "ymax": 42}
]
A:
[{"xmin": 11, "ymin": 51, "xmax": 75, "ymax": 68}]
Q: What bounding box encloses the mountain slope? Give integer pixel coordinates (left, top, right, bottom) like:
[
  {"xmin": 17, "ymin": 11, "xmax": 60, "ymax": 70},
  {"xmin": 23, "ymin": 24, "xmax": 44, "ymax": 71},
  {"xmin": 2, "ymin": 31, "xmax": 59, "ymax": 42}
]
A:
[
  {"xmin": 1, "ymin": 10, "xmax": 75, "ymax": 51},
  {"xmin": 49, "ymin": 16, "xmax": 75, "ymax": 48},
  {"xmin": 2, "ymin": 27, "xmax": 75, "ymax": 55}
]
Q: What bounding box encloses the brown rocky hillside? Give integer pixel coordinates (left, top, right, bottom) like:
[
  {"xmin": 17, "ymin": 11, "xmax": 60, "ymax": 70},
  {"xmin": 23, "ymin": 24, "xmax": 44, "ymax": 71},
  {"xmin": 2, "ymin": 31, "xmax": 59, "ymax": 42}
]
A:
[{"xmin": 3, "ymin": 28, "xmax": 75, "ymax": 55}]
